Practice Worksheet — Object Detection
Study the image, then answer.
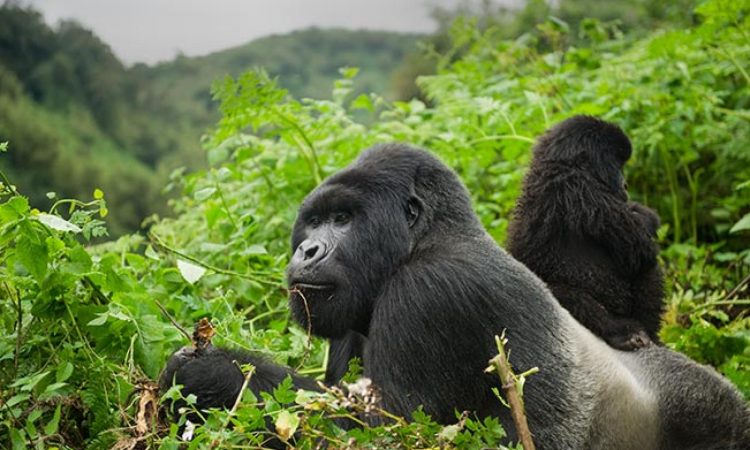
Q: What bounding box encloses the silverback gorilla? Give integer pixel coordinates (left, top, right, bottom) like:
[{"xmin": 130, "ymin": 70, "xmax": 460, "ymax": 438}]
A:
[
  {"xmin": 161, "ymin": 143, "xmax": 750, "ymax": 449},
  {"xmin": 507, "ymin": 116, "xmax": 664, "ymax": 350}
]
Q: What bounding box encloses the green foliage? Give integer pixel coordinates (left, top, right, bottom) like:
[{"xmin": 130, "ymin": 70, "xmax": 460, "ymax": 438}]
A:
[{"xmin": 1, "ymin": 0, "xmax": 749, "ymax": 448}]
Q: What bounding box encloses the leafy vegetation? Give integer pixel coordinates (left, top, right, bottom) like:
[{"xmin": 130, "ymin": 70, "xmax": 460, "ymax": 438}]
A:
[{"xmin": 1, "ymin": 0, "xmax": 749, "ymax": 448}]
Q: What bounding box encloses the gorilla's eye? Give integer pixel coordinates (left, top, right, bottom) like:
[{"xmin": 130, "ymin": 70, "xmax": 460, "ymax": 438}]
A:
[
  {"xmin": 309, "ymin": 216, "xmax": 322, "ymax": 228},
  {"xmin": 333, "ymin": 212, "xmax": 351, "ymax": 225}
]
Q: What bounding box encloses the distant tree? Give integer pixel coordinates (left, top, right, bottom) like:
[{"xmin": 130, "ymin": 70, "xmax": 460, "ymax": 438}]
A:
[{"xmin": 0, "ymin": 2, "xmax": 55, "ymax": 76}]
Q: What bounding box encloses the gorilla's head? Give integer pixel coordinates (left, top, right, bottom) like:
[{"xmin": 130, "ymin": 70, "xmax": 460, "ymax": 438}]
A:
[
  {"xmin": 286, "ymin": 144, "xmax": 478, "ymax": 338},
  {"xmin": 533, "ymin": 115, "xmax": 632, "ymax": 198}
]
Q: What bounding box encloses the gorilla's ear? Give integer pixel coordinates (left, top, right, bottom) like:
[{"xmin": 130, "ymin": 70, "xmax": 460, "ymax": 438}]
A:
[{"xmin": 406, "ymin": 195, "xmax": 423, "ymax": 228}]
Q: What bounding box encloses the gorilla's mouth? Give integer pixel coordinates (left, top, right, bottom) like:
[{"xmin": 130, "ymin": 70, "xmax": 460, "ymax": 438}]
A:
[
  {"xmin": 290, "ymin": 282, "xmax": 334, "ymax": 291},
  {"xmin": 288, "ymin": 281, "xmax": 336, "ymax": 304}
]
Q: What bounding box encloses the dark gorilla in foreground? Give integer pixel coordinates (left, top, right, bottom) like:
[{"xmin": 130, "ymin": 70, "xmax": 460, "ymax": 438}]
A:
[
  {"xmin": 162, "ymin": 143, "xmax": 750, "ymax": 449},
  {"xmin": 506, "ymin": 116, "xmax": 664, "ymax": 350}
]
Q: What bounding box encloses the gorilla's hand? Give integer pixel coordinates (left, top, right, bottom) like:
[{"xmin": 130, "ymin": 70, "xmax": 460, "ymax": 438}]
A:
[
  {"xmin": 604, "ymin": 320, "xmax": 653, "ymax": 351},
  {"xmin": 159, "ymin": 345, "xmax": 245, "ymax": 412},
  {"xmin": 629, "ymin": 202, "xmax": 660, "ymax": 237}
]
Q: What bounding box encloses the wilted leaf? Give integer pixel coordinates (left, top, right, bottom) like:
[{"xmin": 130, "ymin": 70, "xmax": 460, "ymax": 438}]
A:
[
  {"xmin": 275, "ymin": 410, "xmax": 299, "ymax": 442},
  {"xmin": 438, "ymin": 424, "xmax": 461, "ymax": 442},
  {"xmin": 192, "ymin": 318, "xmax": 215, "ymax": 349},
  {"xmin": 36, "ymin": 213, "xmax": 82, "ymax": 233},
  {"xmin": 135, "ymin": 381, "xmax": 159, "ymax": 436}
]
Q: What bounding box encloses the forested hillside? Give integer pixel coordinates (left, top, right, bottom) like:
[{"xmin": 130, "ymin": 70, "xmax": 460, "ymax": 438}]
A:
[
  {"xmin": 0, "ymin": 4, "xmax": 419, "ymax": 234},
  {"xmin": 144, "ymin": 28, "xmax": 421, "ymax": 129},
  {"xmin": 1, "ymin": 0, "xmax": 749, "ymax": 448}
]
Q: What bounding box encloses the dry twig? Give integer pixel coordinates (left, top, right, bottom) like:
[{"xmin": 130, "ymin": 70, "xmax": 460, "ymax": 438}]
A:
[
  {"xmin": 154, "ymin": 299, "xmax": 192, "ymax": 342},
  {"xmin": 487, "ymin": 332, "xmax": 537, "ymax": 450}
]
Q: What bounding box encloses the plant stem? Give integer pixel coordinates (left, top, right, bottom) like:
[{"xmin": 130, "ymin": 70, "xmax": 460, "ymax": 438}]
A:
[
  {"xmin": 211, "ymin": 364, "xmax": 255, "ymax": 449},
  {"xmin": 154, "ymin": 299, "xmax": 192, "ymax": 343},
  {"xmin": 4, "ymin": 282, "xmax": 22, "ymax": 377},
  {"xmin": 489, "ymin": 334, "xmax": 536, "ymax": 450},
  {"xmin": 148, "ymin": 232, "xmax": 280, "ymax": 286}
]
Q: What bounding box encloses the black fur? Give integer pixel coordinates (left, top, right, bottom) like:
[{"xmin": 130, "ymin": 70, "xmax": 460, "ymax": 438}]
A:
[
  {"xmin": 159, "ymin": 346, "xmax": 319, "ymax": 413},
  {"xmin": 159, "ymin": 345, "xmax": 320, "ymax": 449},
  {"xmin": 507, "ymin": 115, "xmax": 665, "ymax": 350},
  {"xmin": 162, "ymin": 143, "xmax": 750, "ymax": 449},
  {"xmin": 325, "ymin": 331, "xmax": 366, "ymax": 384}
]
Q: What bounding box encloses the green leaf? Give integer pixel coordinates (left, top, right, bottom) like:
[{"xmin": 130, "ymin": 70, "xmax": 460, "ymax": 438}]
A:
[
  {"xmin": 729, "ymin": 213, "xmax": 750, "ymax": 234},
  {"xmin": 137, "ymin": 314, "xmax": 166, "ymax": 343},
  {"xmin": 17, "ymin": 235, "xmax": 48, "ymax": 281},
  {"xmin": 351, "ymin": 94, "xmax": 373, "ymax": 111},
  {"xmin": 144, "ymin": 244, "xmax": 160, "ymax": 260},
  {"xmin": 272, "ymin": 376, "xmax": 296, "ymax": 404},
  {"xmin": 87, "ymin": 313, "xmax": 109, "ymax": 326},
  {"xmin": 27, "ymin": 409, "xmax": 43, "ymax": 425},
  {"xmin": 0, "ymin": 196, "xmax": 29, "ymax": 221},
  {"xmin": 243, "ymin": 244, "xmax": 267, "ymax": 255},
  {"xmin": 43, "ymin": 382, "xmax": 68, "ymax": 395},
  {"xmin": 193, "ymin": 187, "xmax": 216, "ymax": 201},
  {"xmin": 43, "ymin": 405, "xmax": 62, "ymax": 435},
  {"xmin": 6, "ymin": 393, "xmax": 31, "ymax": 408},
  {"xmin": 66, "ymin": 245, "xmax": 93, "ymax": 273},
  {"xmin": 339, "ymin": 66, "xmax": 359, "ymax": 79},
  {"xmin": 10, "ymin": 371, "xmax": 50, "ymax": 391},
  {"xmin": 56, "ymin": 362, "xmax": 74, "ymax": 382},
  {"xmin": 10, "ymin": 428, "xmax": 25, "ymax": 450}
]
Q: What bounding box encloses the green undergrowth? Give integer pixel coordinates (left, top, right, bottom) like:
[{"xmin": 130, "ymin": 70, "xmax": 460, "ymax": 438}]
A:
[{"xmin": 1, "ymin": 0, "xmax": 749, "ymax": 448}]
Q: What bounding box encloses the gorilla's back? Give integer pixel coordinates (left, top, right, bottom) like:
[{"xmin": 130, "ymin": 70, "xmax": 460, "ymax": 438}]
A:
[
  {"xmin": 618, "ymin": 345, "xmax": 750, "ymax": 449},
  {"xmin": 488, "ymin": 239, "xmax": 749, "ymax": 449}
]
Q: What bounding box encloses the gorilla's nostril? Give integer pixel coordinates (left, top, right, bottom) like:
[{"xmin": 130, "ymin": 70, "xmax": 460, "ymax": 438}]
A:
[
  {"xmin": 294, "ymin": 239, "xmax": 326, "ymax": 264},
  {"xmin": 304, "ymin": 244, "xmax": 319, "ymax": 260}
]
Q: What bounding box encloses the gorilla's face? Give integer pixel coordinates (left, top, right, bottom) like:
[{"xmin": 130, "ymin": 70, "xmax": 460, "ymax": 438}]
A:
[{"xmin": 286, "ymin": 166, "xmax": 419, "ymax": 338}]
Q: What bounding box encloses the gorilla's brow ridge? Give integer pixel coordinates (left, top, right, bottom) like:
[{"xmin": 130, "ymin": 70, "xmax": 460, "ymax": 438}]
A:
[{"xmin": 302, "ymin": 184, "xmax": 365, "ymax": 217}]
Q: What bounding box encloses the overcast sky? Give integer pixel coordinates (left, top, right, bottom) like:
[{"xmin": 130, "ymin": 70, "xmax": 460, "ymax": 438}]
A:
[{"xmin": 26, "ymin": 0, "xmax": 461, "ymax": 65}]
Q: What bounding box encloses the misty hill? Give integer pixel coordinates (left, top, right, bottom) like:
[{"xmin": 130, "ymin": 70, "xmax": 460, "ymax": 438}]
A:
[
  {"xmin": 142, "ymin": 28, "xmax": 421, "ymax": 129},
  {"xmin": 0, "ymin": 3, "xmax": 421, "ymax": 234},
  {"xmin": 138, "ymin": 29, "xmax": 422, "ymax": 172}
]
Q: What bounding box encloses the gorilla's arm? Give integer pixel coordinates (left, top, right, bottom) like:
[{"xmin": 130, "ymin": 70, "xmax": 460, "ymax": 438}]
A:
[
  {"xmin": 325, "ymin": 331, "xmax": 367, "ymax": 384},
  {"xmin": 629, "ymin": 265, "xmax": 665, "ymax": 341},
  {"xmin": 159, "ymin": 345, "xmax": 320, "ymax": 418},
  {"xmin": 548, "ymin": 172, "xmax": 659, "ymax": 276},
  {"xmin": 365, "ymin": 253, "xmax": 502, "ymax": 425},
  {"xmin": 551, "ymin": 284, "xmax": 651, "ymax": 350},
  {"xmin": 628, "ymin": 201, "xmax": 660, "ymax": 237}
]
